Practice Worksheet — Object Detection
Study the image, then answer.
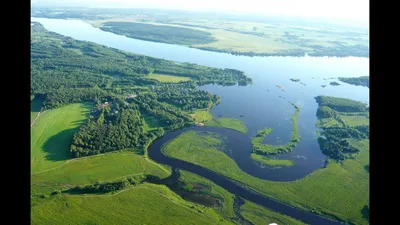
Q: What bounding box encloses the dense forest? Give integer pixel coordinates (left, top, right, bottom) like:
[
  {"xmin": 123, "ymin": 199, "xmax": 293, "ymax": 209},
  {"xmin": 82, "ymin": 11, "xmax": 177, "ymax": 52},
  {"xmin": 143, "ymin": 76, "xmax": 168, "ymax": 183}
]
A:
[
  {"xmin": 315, "ymin": 96, "xmax": 369, "ymax": 160},
  {"xmin": 100, "ymin": 22, "xmax": 216, "ymax": 45},
  {"xmin": 31, "ymin": 22, "xmax": 252, "ymax": 158},
  {"xmin": 339, "ymin": 76, "xmax": 369, "ymax": 88}
]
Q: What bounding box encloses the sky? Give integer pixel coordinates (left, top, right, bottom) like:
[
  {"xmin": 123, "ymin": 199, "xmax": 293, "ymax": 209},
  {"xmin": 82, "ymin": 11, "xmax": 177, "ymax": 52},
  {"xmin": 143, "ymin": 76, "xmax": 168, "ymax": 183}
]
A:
[{"xmin": 32, "ymin": 0, "xmax": 369, "ymax": 23}]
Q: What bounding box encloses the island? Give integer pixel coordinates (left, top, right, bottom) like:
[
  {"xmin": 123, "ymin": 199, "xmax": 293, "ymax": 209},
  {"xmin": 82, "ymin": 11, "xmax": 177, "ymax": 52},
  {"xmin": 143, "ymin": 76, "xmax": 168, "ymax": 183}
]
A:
[{"xmin": 338, "ymin": 76, "xmax": 369, "ymax": 88}]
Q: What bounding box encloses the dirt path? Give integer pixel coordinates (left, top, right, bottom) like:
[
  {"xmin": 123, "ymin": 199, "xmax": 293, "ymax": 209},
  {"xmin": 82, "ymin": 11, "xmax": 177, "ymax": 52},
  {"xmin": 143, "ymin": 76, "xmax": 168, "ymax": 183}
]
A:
[{"xmin": 31, "ymin": 109, "xmax": 46, "ymax": 127}]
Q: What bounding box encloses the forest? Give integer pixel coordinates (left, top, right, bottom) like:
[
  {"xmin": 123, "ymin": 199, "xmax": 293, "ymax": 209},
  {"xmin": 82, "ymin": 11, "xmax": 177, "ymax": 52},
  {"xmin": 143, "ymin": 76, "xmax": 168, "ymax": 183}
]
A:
[
  {"xmin": 339, "ymin": 76, "xmax": 369, "ymax": 88},
  {"xmin": 31, "ymin": 22, "xmax": 252, "ymax": 158}
]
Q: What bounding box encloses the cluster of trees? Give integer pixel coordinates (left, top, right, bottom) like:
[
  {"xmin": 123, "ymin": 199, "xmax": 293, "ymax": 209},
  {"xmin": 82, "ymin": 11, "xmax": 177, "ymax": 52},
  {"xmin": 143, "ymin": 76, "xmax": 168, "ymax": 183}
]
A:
[
  {"xmin": 318, "ymin": 137, "xmax": 359, "ymax": 161},
  {"xmin": 339, "ymin": 76, "xmax": 369, "ymax": 88},
  {"xmin": 71, "ymin": 106, "xmax": 164, "ymax": 157},
  {"xmin": 132, "ymin": 93, "xmax": 193, "ymax": 131},
  {"xmin": 100, "ymin": 21, "xmax": 216, "ymax": 46},
  {"xmin": 154, "ymin": 83, "xmax": 220, "ymax": 111},
  {"xmin": 315, "ymin": 96, "xmax": 368, "ymax": 112},
  {"xmin": 315, "ymin": 96, "xmax": 369, "ymax": 160},
  {"xmin": 66, "ymin": 175, "xmax": 147, "ymax": 194}
]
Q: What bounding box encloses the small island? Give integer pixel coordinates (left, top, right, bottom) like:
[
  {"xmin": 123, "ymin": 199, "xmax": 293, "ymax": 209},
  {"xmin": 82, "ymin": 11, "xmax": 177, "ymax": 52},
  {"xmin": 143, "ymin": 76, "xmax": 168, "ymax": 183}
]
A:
[
  {"xmin": 321, "ymin": 85, "xmax": 327, "ymax": 88},
  {"xmin": 329, "ymin": 81, "xmax": 341, "ymax": 86},
  {"xmin": 290, "ymin": 78, "xmax": 300, "ymax": 82},
  {"xmin": 338, "ymin": 76, "xmax": 369, "ymax": 88}
]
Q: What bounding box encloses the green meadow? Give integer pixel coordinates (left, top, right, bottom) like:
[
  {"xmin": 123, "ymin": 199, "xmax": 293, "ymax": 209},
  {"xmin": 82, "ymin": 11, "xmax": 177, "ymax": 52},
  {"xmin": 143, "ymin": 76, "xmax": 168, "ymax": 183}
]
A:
[
  {"xmin": 192, "ymin": 109, "xmax": 214, "ymax": 122},
  {"xmin": 250, "ymin": 153, "xmax": 294, "ymax": 167},
  {"xmin": 31, "ymin": 150, "xmax": 171, "ymax": 194},
  {"xmin": 163, "ymin": 130, "xmax": 369, "ymax": 224},
  {"xmin": 179, "ymin": 170, "xmax": 236, "ymax": 219},
  {"xmin": 148, "ymin": 73, "xmax": 192, "ymax": 83},
  {"xmin": 206, "ymin": 117, "xmax": 248, "ymax": 134},
  {"xmin": 32, "ymin": 183, "xmax": 232, "ymax": 225},
  {"xmin": 31, "ymin": 103, "xmax": 92, "ymax": 173},
  {"xmin": 240, "ymin": 200, "xmax": 306, "ymax": 225}
]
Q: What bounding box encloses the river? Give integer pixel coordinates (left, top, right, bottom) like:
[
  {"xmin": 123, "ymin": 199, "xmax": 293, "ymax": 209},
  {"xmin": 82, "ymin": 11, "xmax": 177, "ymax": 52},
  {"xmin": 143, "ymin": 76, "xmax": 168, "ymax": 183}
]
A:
[{"xmin": 31, "ymin": 17, "xmax": 369, "ymax": 224}]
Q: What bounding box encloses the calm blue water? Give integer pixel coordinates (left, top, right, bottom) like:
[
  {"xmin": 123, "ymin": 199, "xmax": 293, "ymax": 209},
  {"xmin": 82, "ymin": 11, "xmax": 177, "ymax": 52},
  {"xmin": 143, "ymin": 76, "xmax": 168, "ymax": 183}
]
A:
[{"xmin": 31, "ymin": 17, "xmax": 369, "ymax": 176}]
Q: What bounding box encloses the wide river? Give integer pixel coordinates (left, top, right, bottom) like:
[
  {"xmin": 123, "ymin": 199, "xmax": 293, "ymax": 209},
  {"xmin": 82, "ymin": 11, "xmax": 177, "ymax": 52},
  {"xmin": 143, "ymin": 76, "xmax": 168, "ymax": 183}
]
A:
[{"xmin": 32, "ymin": 17, "xmax": 369, "ymax": 224}]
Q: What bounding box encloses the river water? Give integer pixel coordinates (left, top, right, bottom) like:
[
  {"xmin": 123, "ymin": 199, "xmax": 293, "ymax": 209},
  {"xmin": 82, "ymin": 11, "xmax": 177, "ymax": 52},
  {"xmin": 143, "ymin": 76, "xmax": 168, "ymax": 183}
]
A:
[{"xmin": 31, "ymin": 17, "xmax": 369, "ymax": 224}]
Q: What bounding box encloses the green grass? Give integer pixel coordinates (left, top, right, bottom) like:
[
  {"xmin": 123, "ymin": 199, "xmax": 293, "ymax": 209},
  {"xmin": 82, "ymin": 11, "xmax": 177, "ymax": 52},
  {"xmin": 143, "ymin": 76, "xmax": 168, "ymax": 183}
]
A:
[
  {"xmin": 163, "ymin": 130, "xmax": 369, "ymax": 224},
  {"xmin": 31, "ymin": 103, "xmax": 92, "ymax": 173},
  {"xmin": 315, "ymin": 117, "xmax": 343, "ymax": 129},
  {"xmin": 148, "ymin": 73, "xmax": 192, "ymax": 83},
  {"xmin": 339, "ymin": 115, "xmax": 369, "ymax": 126},
  {"xmin": 31, "ymin": 98, "xmax": 44, "ymax": 122},
  {"xmin": 179, "ymin": 170, "xmax": 235, "ymax": 219},
  {"xmin": 240, "ymin": 200, "xmax": 306, "ymax": 225},
  {"xmin": 31, "ymin": 150, "xmax": 171, "ymax": 194},
  {"xmin": 31, "ymin": 183, "xmax": 233, "ymax": 225},
  {"xmin": 250, "ymin": 153, "xmax": 294, "ymax": 167},
  {"xmin": 143, "ymin": 114, "xmax": 165, "ymax": 131},
  {"xmin": 206, "ymin": 117, "xmax": 248, "ymax": 133},
  {"xmin": 192, "ymin": 109, "xmax": 214, "ymax": 123},
  {"xmin": 251, "ymin": 104, "xmax": 300, "ymax": 154}
]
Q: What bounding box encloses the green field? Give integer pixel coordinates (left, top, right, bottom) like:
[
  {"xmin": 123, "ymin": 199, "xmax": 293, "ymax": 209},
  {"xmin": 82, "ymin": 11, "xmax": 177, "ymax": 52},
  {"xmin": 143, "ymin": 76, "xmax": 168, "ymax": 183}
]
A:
[
  {"xmin": 250, "ymin": 153, "xmax": 294, "ymax": 167},
  {"xmin": 206, "ymin": 117, "xmax": 248, "ymax": 133},
  {"xmin": 240, "ymin": 200, "xmax": 306, "ymax": 225},
  {"xmin": 179, "ymin": 170, "xmax": 235, "ymax": 219},
  {"xmin": 163, "ymin": 130, "xmax": 369, "ymax": 224},
  {"xmin": 148, "ymin": 73, "xmax": 192, "ymax": 83},
  {"xmin": 31, "ymin": 98, "xmax": 44, "ymax": 122},
  {"xmin": 31, "ymin": 150, "xmax": 171, "ymax": 194},
  {"xmin": 31, "ymin": 103, "xmax": 92, "ymax": 173},
  {"xmin": 32, "ymin": 183, "xmax": 232, "ymax": 225},
  {"xmin": 192, "ymin": 109, "xmax": 214, "ymax": 123},
  {"xmin": 339, "ymin": 115, "xmax": 369, "ymax": 126}
]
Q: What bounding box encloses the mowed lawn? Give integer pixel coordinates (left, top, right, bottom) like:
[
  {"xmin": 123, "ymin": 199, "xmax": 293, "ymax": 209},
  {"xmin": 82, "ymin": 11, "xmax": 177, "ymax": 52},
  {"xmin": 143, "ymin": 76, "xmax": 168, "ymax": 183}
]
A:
[
  {"xmin": 147, "ymin": 73, "xmax": 191, "ymax": 83},
  {"xmin": 163, "ymin": 130, "xmax": 370, "ymax": 225},
  {"xmin": 31, "ymin": 183, "xmax": 232, "ymax": 225},
  {"xmin": 31, "ymin": 150, "xmax": 171, "ymax": 193},
  {"xmin": 31, "ymin": 103, "xmax": 92, "ymax": 174}
]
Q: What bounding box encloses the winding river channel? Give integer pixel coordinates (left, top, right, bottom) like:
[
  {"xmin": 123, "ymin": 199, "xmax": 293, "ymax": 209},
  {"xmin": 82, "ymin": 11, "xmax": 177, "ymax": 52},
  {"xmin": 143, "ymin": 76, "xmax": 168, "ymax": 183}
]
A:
[{"xmin": 32, "ymin": 17, "xmax": 369, "ymax": 224}]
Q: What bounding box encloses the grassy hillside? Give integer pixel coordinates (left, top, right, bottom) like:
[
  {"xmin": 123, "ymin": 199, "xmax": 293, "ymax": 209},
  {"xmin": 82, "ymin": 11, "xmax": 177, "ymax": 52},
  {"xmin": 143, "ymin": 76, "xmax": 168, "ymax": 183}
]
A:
[
  {"xmin": 31, "ymin": 103, "xmax": 92, "ymax": 173},
  {"xmin": 31, "ymin": 150, "xmax": 171, "ymax": 193}
]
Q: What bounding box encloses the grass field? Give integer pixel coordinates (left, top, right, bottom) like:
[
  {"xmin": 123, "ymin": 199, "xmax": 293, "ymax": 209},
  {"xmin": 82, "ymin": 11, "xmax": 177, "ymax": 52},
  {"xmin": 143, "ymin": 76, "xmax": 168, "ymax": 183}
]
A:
[
  {"xmin": 240, "ymin": 200, "xmax": 306, "ymax": 225},
  {"xmin": 31, "ymin": 150, "xmax": 171, "ymax": 194},
  {"xmin": 192, "ymin": 109, "xmax": 214, "ymax": 123},
  {"xmin": 31, "ymin": 183, "xmax": 233, "ymax": 225},
  {"xmin": 163, "ymin": 130, "xmax": 369, "ymax": 224},
  {"xmin": 339, "ymin": 115, "xmax": 369, "ymax": 126},
  {"xmin": 179, "ymin": 170, "xmax": 235, "ymax": 219},
  {"xmin": 206, "ymin": 117, "xmax": 248, "ymax": 133},
  {"xmin": 31, "ymin": 98, "xmax": 44, "ymax": 122},
  {"xmin": 250, "ymin": 153, "xmax": 294, "ymax": 167},
  {"xmin": 148, "ymin": 73, "xmax": 192, "ymax": 83},
  {"xmin": 315, "ymin": 117, "xmax": 344, "ymax": 129},
  {"xmin": 31, "ymin": 103, "xmax": 92, "ymax": 173}
]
